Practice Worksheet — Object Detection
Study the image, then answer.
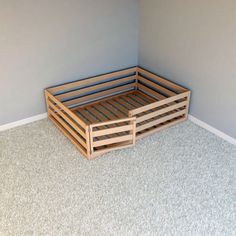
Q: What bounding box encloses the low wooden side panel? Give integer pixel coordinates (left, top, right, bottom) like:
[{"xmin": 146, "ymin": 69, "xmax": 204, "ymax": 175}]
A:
[
  {"xmin": 89, "ymin": 117, "xmax": 136, "ymax": 158},
  {"xmin": 129, "ymin": 91, "xmax": 191, "ymax": 139},
  {"xmin": 45, "ymin": 90, "xmax": 90, "ymax": 158}
]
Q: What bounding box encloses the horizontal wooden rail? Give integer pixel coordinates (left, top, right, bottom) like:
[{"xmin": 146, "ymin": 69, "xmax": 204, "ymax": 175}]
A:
[
  {"xmin": 137, "ymin": 116, "xmax": 186, "ymax": 140},
  {"xmin": 90, "ymin": 117, "xmax": 136, "ymax": 128},
  {"xmin": 137, "ymin": 83, "xmax": 167, "ymax": 100},
  {"xmin": 136, "ymin": 100, "xmax": 187, "ymax": 123},
  {"xmin": 56, "ymin": 75, "xmax": 136, "ymax": 101},
  {"xmin": 93, "ymin": 135, "xmax": 133, "ymax": 147},
  {"xmin": 138, "ymin": 75, "xmax": 177, "ymax": 97},
  {"xmin": 63, "ymin": 83, "xmax": 136, "ymax": 107},
  {"xmin": 48, "ymin": 115, "xmax": 87, "ymax": 157},
  {"xmin": 89, "ymin": 144, "xmax": 134, "ymax": 159},
  {"xmin": 129, "ymin": 91, "xmax": 190, "ymax": 116},
  {"xmin": 136, "ymin": 110, "xmax": 186, "ymax": 132},
  {"xmin": 48, "ymin": 67, "xmax": 137, "ymax": 94},
  {"xmin": 48, "ymin": 109, "xmax": 87, "ymax": 148},
  {"xmin": 138, "ymin": 67, "xmax": 187, "ymax": 93},
  {"xmin": 92, "ymin": 125, "xmax": 133, "ymax": 137},
  {"xmin": 47, "ymin": 100, "xmax": 86, "ymax": 139},
  {"xmin": 45, "ymin": 90, "xmax": 87, "ymax": 129}
]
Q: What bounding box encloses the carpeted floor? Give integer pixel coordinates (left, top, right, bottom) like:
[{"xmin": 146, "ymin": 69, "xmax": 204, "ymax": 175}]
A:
[{"xmin": 0, "ymin": 119, "xmax": 235, "ymax": 236}]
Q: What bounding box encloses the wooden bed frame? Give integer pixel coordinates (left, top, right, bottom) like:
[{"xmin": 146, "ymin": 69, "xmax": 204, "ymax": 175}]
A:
[{"xmin": 45, "ymin": 66, "xmax": 190, "ymax": 159}]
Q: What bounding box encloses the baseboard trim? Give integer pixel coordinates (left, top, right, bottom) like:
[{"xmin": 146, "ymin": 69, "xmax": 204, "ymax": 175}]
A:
[
  {"xmin": 0, "ymin": 113, "xmax": 47, "ymax": 132},
  {"xmin": 1, "ymin": 113, "xmax": 235, "ymax": 146},
  {"xmin": 188, "ymin": 115, "xmax": 236, "ymax": 146}
]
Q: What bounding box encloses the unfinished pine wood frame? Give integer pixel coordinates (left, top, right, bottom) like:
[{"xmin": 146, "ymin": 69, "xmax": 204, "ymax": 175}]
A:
[{"xmin": 45, "ymin": 66, "xmax": 191, "ymax": 159}]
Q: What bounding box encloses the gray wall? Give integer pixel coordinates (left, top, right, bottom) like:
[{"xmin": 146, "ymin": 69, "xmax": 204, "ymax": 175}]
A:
[
  {"xmin": 139, "ymin": 0, "xmax": 236, "ymax": 138},
  {"xmin": 0, "ymin": 0, "xmax": 138, "ymax": 125}
]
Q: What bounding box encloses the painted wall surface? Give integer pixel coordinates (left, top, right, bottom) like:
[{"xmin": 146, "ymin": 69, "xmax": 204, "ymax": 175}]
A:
[
  {"xmin": 139, "ymin": 0, "xmax": 236, "ymax": 138},
  {"xmin": 0, "ymin": 0, "xmax": 138, "ymax": 125}
]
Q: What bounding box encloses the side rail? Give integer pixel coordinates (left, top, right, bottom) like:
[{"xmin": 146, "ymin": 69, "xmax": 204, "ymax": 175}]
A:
[
  {"xmin": 47, "ymin": 67, "xmax": 138, "ymax": 109},
  {"xmin": 129, "ymin": 91, "xmax": 191, "ymax": 139},
  {"xmin": 45, "ymin": 90, "xmax": 90, "ymax": 157},
  {"xmin": 89, "ymin": 117, "xmax": 136, "ymax": 158}
]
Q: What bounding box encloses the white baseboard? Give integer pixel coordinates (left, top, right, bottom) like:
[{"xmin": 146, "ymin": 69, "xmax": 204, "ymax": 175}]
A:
[
  {"xmin": 0, "ymin": 113, "xmax": 47, "ymax": 132},
  {"xmin": 188, "ymin": 115, "xmax": 236, "ymax": 146},
  {"xmin": 1, "ymin": 113, "xmax": 235, "ymax": 146}
]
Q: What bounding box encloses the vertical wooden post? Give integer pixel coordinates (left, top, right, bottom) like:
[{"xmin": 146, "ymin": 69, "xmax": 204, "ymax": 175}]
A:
[
  {"xmin": 128, "ymin": 112, "xmax": 136, "ymax": 145},
  {"xmin": 44, "ymin": 90, "xmax": 50, "ymax": 117},
  {"xmin": 184, "ymin": 91, "xmax": 191, "ymax": 120},
  {"xmin": 87, "ymin": 125, "xmax": 94, "ymax": 159},
  {"xmin": 131, "ymin": 119, "xmax": 136, "ymax": 145},
  {"xmin": 135, "ymin": 67, "xmax": 138, "ymax": 90}
]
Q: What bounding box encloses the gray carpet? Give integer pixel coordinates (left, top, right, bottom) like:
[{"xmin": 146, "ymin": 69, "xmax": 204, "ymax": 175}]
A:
[{"xmin": 0, "ymin": 119, "xmax": 235, "ymax": 236}]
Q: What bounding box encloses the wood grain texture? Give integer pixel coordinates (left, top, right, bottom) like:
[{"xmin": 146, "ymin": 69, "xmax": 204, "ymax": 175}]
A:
[{"xmin": 45, "ymin": 67, "xmax": 190, "ymax": 158}]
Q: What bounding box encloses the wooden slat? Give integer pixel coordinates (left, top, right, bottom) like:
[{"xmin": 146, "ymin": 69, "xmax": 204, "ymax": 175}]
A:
[
  {"xmin": 93, "ymin": 135, "xmax": 133, "ymax": 147},
  {"xmin": 136, "ymin": 90, "xmax": 157, "ymax": 103},
  {"xmin": 45, "ymin": 90, "xmax": 87, "ymax": 129},
  {"xmin": 136, "ymin": 110, "xmax": 186, "ymax": 132},
  {"xmin": 101, "ymin": 102, "xmax": 126, "ymax": 119},
  {"xmin": 93, "ymin": 125, "xmax": 133, "ymax": 137},
  {"xmin": 48, "ymin": 109, "xmax": 87, "ymax": 148},
  {"xmin": 136, "ymin": 90, "xmax": 175, "ymax": 113},
  {"xmin": 93, "ymin": 105, "xmax": 118, "ymax": 137},
  {"xmin": 137, "ymin": 116, "xmax": 186, "ymax": 140},
  {"xmin": 122, "ymin": 96, "xmax": 142, "ymax": 109},
  {"xmin": 73, "ymin": 90, "xmax": 134, "ymax": 111},
  {"xmin": 138, "ymin": 83, "xmax": 166, "ymax": 100},
  {"xmin": 79, "ymin": 110, "xmax": 110, "ymax": 151},
  {"xmin": 87, "ymin": 107, "xmax": 108, "ymax": 123},
  {"xmin": 129, "ymin": 91, "xmax": 189, "ymax": 116},
  {"xmin": 107, "ymin": 100, "xmax": 129, "ymax": 115},
  {"xmin": 95, "ymin": 105, "xmax": 118, "ymax": 122},
  {"xmin": 136, "ymin": 101, "xmax": 188, "ymax": 123},
  {"xmin": 63, "ymin": 83, "xmax": 136, "ymax": 107},
  {"xmin": 90, "ymin": 143, "xmax": 134, "ymax": 159},
  {"xmin": 56, "ymin": 75, "xmax": 136, "ymax": 100},
  {"xmin": 75, "ymin": 112, "xmax": 90, "ymax": 125},
  {"xmin": 91, "ymin": 117, "xmax": 135, "ymax": 128},
  {"xmin": 79, "ymin": 109, "xmax": 101, "ymax": 124},
  {"xmin": 97, "ymin": 103, "xmax": 128, "ymax": 136},
  {"xmin": 138, "ymin": 75, "xmax": 177, "ymax": 97},
  {"xmin": 128, "ymin": 93, "xmax": 160, "ymax": 133},
  {"xmin": 128, "ymin": 93, "xmax": 149, "ymax": 105},
  {"xmin": 48, "ymin": 67, "xmax": 137, "ymax": 94},
  {"xmin": 115, "ymin": 97, "xmax": 136, "ymax": 110},
  {"xmin": 128, "ymin": 93, "xmax": 157, "ymax": 121},
  {"xmin": 48, "ymin": 116, "xmax": 87, "ymax": 157},
  {"xmin": 79, "ymin": 109, "xmax": 110, "ymax": 151},
  {"xmin": 123, "ymin": 94, "xmax": 158, "ymax": 135},
  {"xmin": 138, "ymin": 67, "xmax": 187, "ymax": 93},
  {"xmin": 48, "ymin": 100, "xmax": 86, "ymax": 139},
  {"xmin": 123, "ymin": 95, "xmax": 153, "ymax": 123},
  {"xmin": 129, "ymin": 94, "xmax": 158, "ymax": 120}
]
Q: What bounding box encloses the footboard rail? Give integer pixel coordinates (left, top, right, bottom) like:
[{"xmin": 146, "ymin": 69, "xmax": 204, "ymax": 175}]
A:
[
  {"xmin": 88, "ymin": 117, "xmax": 136, "ymax": 159},
  {"xmin": 129, "ymin": 91, "xmax": 191, "ymax": 139},
  {"xmin": 45, "ymin": 90, "xmax": 90, "ymax": 157}
]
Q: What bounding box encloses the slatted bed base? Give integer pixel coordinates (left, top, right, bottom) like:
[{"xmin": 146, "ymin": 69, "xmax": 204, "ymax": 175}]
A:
[{"xmin": 45, "ymin": 66, "xmax": 191, "ymax": 159}]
